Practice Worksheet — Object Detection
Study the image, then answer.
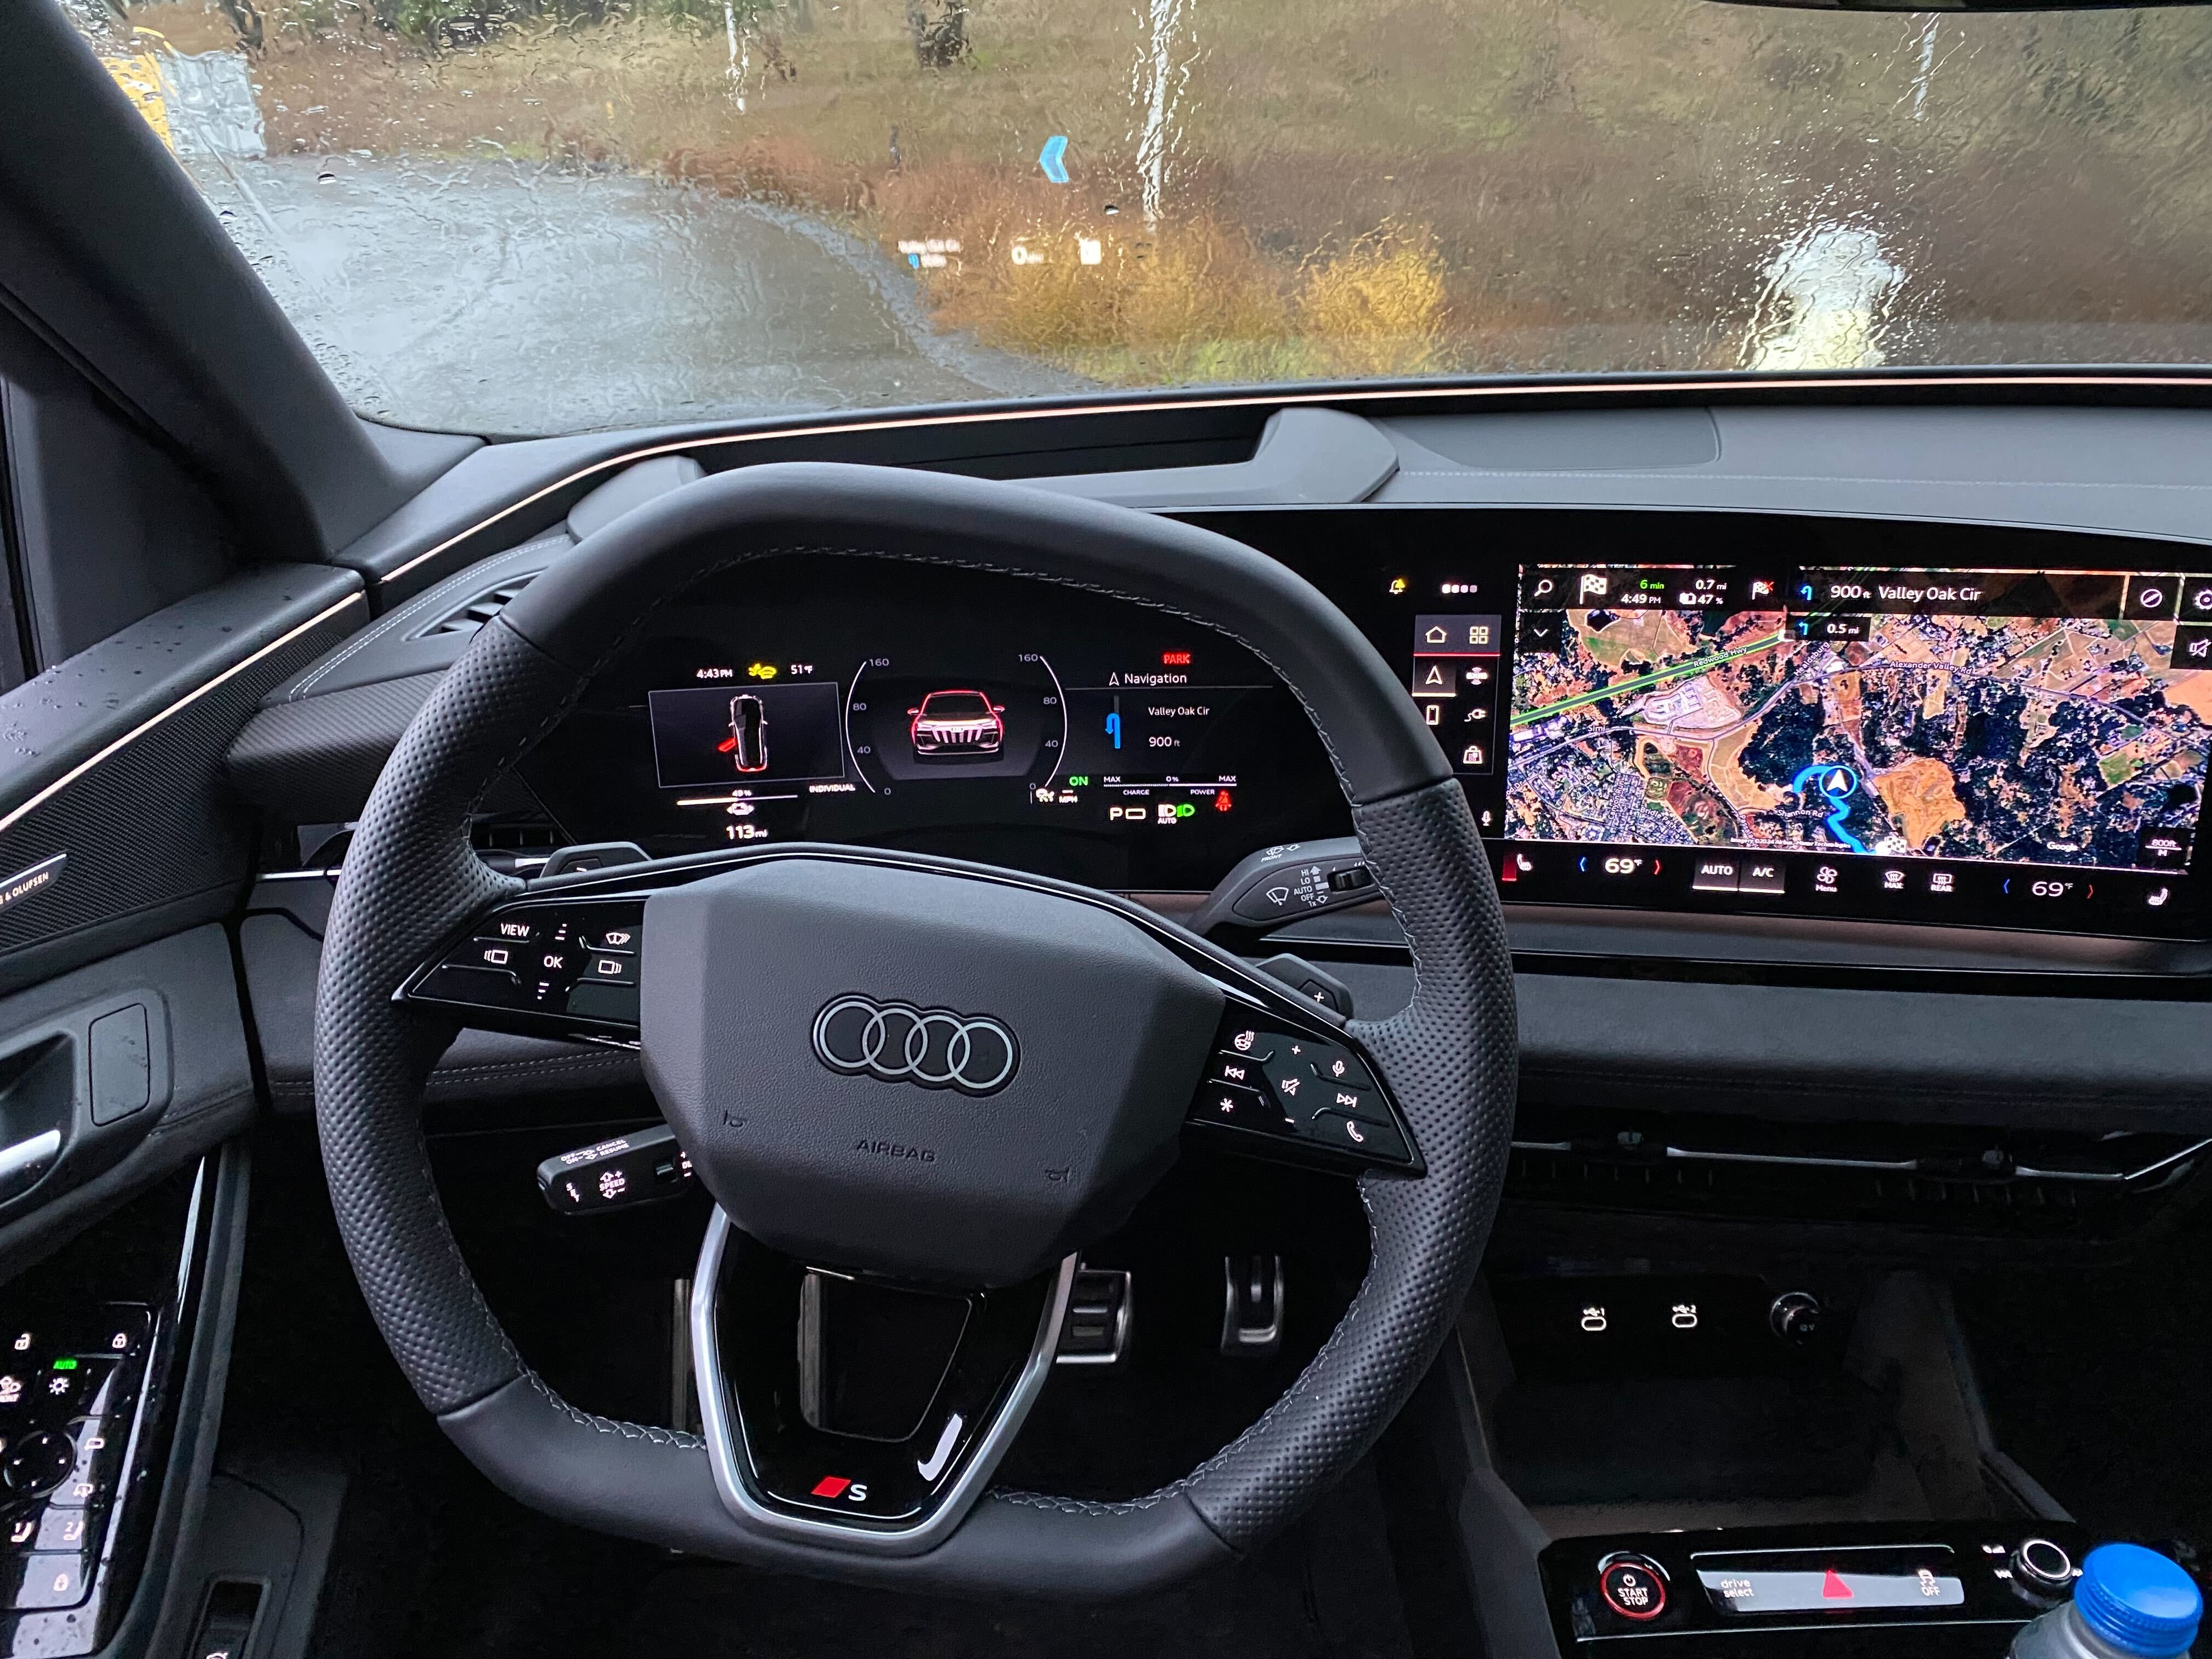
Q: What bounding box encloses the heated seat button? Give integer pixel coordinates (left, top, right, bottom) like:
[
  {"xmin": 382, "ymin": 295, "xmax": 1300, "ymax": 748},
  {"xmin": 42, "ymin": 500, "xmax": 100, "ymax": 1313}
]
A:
[
  {"xmin": 1308, "ymin": 1111, "xmax": 1410, "ymax": 1163},
  {"xmin": 1194, "ymin": 1083, "xmax": 1295, "ymax": 1136},
  {"xmin": 1599, "ymin": 1554, "xmax": 1669, "ymax": 1622}
]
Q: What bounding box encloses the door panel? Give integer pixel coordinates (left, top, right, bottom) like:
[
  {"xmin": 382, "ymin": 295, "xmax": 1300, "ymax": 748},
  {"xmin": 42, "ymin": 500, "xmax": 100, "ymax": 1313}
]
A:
[{"xmin": 0, "ymin": 567, "xmax": 362, "ymax": 997}]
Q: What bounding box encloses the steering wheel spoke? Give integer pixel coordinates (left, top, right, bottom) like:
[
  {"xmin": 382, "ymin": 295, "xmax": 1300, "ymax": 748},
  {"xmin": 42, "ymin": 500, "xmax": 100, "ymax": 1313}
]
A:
[
  {"xmin": 692, "ymin": 1210, "xmax": 1075, "ymax": 1551},
  {"xmin": 401, "ymin": 889, "xmax": 647, "ymax": 1040},
  {"xmin": 1182, "ymin": 998, "xmax": 1425, "ymax": 1175}
]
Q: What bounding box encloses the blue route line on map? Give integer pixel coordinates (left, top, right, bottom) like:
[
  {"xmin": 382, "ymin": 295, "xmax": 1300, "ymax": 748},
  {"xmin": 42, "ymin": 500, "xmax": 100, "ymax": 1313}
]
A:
[{"xmin": 1792, "ymin": 762, "xmax": 1869, "ymax": 854}]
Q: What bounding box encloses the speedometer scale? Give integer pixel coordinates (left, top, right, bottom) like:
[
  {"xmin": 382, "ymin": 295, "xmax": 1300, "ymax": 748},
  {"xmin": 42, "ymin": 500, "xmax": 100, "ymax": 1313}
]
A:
[{"xmin": 843, "ymin": 651, "xmax": 1068, "ymax": 795}]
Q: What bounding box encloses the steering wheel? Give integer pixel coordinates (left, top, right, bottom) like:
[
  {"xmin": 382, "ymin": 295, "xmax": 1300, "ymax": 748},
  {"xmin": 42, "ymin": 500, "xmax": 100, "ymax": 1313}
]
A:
[{"xmin": 313, "ymin": 463, "xmax": 1518, "ymax": 1598}]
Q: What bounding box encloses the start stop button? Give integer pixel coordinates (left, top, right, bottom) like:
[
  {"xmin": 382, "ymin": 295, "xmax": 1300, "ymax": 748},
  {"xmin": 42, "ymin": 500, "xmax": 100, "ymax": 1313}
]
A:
[{"xmin": 1599, "ymin": 1554, "xmax": 1669, "ymax": 1622}]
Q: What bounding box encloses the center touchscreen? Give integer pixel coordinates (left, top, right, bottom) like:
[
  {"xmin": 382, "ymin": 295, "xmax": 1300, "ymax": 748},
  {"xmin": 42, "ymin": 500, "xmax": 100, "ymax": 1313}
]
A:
[
  {"xmin": 1488, "ymin": 562, "xmax": 2212, "ymax": 928},
  {"xmin": 1177, "ymin": 505, "xmax": 2212, "ymax": 933}
]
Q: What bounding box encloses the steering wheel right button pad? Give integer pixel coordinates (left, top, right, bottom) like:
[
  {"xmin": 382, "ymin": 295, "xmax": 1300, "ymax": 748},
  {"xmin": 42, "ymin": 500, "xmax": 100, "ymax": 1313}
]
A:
[{"xmin": 1188, "ymin": 1012, "xmax": 1420, "ymax": 1171}]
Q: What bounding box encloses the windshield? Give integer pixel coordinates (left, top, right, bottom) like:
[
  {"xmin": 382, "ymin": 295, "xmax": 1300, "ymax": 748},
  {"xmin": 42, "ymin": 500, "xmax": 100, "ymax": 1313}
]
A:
[{"xmin": 60, "ymin": 0, "xmax": 2212, "ymax": 435}]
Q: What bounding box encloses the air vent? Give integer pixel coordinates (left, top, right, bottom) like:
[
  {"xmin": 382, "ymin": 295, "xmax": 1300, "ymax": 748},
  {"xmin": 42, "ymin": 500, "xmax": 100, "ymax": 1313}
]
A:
[
  {"xmin": 413, "ymin": 576, "xmax": 537, "ymax": 640},
  {"xmin": 1506, "ymin": 1104, "xmax": 2208, "ymax": 1240}
]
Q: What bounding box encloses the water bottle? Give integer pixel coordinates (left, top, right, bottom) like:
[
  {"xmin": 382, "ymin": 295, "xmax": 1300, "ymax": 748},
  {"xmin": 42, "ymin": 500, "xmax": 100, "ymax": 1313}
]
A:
[{"xmin": 2013, "ymin": 1543, "xmax": 2202, "ymax": 1659}]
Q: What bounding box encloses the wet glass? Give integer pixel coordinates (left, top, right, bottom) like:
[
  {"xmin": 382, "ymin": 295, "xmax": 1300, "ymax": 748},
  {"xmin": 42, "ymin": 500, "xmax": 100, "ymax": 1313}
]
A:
[{"xmin": 54, "ymin": 0, "xmax": 2212, "ymax": 435}]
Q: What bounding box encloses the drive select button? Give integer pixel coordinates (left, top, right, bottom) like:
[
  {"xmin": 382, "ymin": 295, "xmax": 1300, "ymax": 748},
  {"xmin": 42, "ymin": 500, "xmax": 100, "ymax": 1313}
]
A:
[{"xmin": 1599, "ymin": 1554, "xmax": 1669, "ymax": 1621}]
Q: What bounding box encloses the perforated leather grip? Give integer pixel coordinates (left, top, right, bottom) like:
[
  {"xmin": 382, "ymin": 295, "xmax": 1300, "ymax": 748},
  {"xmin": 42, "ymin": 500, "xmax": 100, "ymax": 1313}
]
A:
[{"xmin": 313, "ymin": 462, "xmax": 1515, "ymax": 1595}]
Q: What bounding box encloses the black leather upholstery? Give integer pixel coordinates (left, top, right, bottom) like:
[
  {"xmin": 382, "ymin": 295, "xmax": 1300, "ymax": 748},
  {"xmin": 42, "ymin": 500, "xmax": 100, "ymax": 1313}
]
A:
[{"xmin": 313, "ymin": 462, "xmax": 1515, "ymax": 1595}]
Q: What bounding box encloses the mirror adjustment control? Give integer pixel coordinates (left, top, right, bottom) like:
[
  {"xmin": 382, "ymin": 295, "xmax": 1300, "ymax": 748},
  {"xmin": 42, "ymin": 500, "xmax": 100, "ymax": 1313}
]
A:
[
  {"xmin": 1, "ymin": 1432, "xmax": 73, "ymax": 1498},
  {"xmin": 537, "ymin": 1124, "xmax": 695, "ymax": 1214}
]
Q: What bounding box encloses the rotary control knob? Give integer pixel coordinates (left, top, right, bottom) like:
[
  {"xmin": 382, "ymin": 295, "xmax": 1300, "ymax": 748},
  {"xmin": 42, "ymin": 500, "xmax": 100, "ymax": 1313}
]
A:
[
  {"xmin": 1769, "ymin": 1290, "xmax": 1823, "ymax": 1346},
  {"xmin": 1598, "ymin": 1553, "xmax": 1669, "ymax": 1622},
  {"xmin": 2013, "ymin": 1537, "xmax": 2075, "ymax": 1595}
]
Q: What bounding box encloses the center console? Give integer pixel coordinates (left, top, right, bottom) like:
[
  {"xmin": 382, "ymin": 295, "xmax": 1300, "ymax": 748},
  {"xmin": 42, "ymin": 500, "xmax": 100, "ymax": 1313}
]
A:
[
  {"xmin": 1541, "ymin": 1521, "xmax": 2092, "ymax": 1656},
  {"xmin": 1433, "ymin": 1257, "xmax": 2168, "ymax": 1659}
]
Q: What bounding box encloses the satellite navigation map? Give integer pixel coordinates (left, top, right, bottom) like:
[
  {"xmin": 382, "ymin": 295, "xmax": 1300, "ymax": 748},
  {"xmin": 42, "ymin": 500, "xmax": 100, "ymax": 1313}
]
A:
[{"xmin": 1506, "ymin": 569, "xmax": 2212, "ymax": 870}]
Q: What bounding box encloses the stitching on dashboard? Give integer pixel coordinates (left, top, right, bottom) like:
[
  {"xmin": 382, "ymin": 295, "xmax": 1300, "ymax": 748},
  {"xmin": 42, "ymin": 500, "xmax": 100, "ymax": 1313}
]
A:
[{"xmin": 290, "ymin": 534, "xmax": 570, "ymax": 701}]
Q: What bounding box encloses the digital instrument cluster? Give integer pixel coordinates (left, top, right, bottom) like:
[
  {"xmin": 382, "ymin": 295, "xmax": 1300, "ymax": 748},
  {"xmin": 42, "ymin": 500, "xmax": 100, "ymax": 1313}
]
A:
[
  {"xmin": 518, "ymin": 558, "xmax": 1345, "ymax": 893},
  {"xmin": 518, "ymin": 514, "xmax": 2212, "ymax": 939}
]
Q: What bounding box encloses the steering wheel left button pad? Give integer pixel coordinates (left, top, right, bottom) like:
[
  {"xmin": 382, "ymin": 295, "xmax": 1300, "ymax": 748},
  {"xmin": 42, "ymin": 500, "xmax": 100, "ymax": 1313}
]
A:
[{"xmin": 408, "ymin": 898, "xmax": 647, "ymax": 1034}]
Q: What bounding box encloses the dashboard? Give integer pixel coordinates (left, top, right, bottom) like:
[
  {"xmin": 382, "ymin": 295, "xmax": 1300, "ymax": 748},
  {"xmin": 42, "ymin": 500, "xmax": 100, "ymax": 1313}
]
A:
[{"xmin": 506, "ymin": 508, "xmax": 2212, "ymax": 943}]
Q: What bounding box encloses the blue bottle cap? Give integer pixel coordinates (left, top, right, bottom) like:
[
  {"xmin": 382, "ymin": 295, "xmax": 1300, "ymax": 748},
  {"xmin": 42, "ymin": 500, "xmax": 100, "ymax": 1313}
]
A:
[{"xmin": 2075, "ymin": 1544, "xmax": 2202, "ymax": 1659}]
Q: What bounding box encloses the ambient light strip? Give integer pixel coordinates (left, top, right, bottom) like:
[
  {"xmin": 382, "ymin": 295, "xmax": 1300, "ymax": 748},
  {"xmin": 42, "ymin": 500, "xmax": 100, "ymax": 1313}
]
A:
[
  {"xmin": 376, "ymin": 370, "xmax": 2212, "ymax": 590},
  {"xmin": 0, "ymin": 591, "xmax": 366, "ymax": 843}
]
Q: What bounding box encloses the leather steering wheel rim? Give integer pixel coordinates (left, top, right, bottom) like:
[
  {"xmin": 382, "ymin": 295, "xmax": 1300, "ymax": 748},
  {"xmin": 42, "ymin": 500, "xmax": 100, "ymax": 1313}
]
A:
[{"xmin": 312, "ymin": 461, "xmax": 1519, "ymax": 1598}]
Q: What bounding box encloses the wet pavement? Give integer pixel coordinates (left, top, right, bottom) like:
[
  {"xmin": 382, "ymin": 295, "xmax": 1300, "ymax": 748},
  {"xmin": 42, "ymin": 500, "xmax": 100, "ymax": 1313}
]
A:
[{"xmin": 187, "ymin": 152, "xmax": 1085, "ymax": 435}]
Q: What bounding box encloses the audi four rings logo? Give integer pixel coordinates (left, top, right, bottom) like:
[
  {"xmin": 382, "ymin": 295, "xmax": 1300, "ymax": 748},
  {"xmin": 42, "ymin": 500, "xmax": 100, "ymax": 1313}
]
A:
[{"xmin": 811, "ymin": 996, "xmax": 1020, "ymax": 1096}]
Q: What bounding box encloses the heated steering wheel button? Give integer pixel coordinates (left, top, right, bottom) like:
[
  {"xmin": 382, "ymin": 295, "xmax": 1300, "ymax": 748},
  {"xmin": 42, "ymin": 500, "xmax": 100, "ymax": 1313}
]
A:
[
  {"xmin": 1196, "ymin": 1082, "xmax": 1295, "ymax": 1136},
  {"xmin": 1218, "ymin": 1026, "xmax": 1280, "ymax": 1063},
  {"xmin": 583, "ymin": 923, "xmax": 639, "ymax": 953},
  {"xmin": 1308, "ymin": 1110, "xmax": 1409, "ymax": 1162}
]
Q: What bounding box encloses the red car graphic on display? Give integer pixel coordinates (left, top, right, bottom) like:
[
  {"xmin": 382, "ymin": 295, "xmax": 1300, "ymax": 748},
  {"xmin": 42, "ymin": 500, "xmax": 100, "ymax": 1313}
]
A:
[
  {"xmin": 908, "ymin": 690, "xmax": 1005, "ymax": 758},
  {"xmin": 717, "ymin": 693, "xmax": 769, "ymax": 774}
]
